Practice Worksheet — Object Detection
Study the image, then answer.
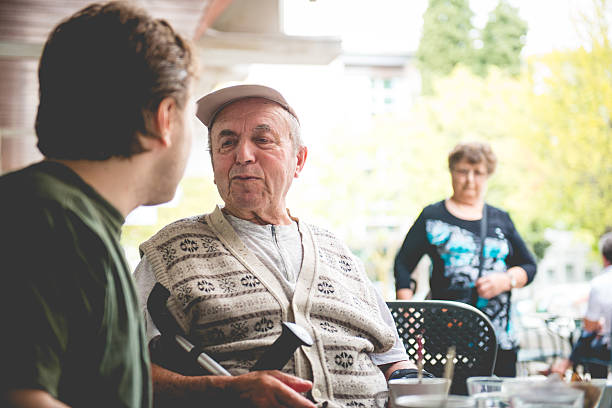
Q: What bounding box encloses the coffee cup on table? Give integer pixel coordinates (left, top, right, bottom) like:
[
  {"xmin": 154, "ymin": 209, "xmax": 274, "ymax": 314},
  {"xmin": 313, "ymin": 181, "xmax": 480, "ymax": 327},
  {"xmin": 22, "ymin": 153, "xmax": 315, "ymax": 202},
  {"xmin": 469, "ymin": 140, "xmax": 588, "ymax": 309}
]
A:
[{"xmin": 386, "ymin": 378, "xmax": 451, "ymax": 408}]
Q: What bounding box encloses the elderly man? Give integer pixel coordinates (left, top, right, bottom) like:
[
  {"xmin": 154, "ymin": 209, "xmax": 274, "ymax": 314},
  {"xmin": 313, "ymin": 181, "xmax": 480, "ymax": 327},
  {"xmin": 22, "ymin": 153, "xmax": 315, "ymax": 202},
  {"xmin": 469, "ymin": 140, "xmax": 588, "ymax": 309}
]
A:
[
  {"xmin": 0, "ymin": 2, "xmax": 196, "ymax": 407},
  {"xmin": 134, "ymin": 85, "xmax": 420, "ymax": 408}
]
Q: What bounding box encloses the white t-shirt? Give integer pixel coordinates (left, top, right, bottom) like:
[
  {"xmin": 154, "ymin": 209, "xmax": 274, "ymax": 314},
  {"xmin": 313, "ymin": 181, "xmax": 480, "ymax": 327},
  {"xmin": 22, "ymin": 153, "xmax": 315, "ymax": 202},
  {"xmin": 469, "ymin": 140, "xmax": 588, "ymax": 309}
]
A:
[
  {"xmin": 133, "ymin": 213, "xmax": 409, "ymax": 366},
  {"xmin": 584, "ymin": 265, "xmax": 612, "ymax": 344}
]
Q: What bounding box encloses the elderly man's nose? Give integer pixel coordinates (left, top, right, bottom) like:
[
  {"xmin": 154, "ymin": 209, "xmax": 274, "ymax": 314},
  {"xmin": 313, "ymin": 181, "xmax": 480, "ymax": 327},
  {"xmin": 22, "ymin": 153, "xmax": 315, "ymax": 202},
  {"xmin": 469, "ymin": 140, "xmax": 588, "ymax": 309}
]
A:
[{"xmin": 235, "ymin": 140, "xmax": 255, "ymax": 164}]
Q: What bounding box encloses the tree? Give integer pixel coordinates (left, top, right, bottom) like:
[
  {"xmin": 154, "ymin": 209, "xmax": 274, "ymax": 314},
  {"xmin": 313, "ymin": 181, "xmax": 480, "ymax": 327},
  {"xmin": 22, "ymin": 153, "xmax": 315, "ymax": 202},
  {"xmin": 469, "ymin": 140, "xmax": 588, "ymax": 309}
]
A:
[
  {"xmin": 476, "ymin": 0, "xmax": 527, "ymax": 77},
  {"xmin": 522, "ymin": 0, "xmax": 612, "ymax": 244},
  {"xmin": 417, "ymin": 0, "xmax": 475, "ymax": 92}
]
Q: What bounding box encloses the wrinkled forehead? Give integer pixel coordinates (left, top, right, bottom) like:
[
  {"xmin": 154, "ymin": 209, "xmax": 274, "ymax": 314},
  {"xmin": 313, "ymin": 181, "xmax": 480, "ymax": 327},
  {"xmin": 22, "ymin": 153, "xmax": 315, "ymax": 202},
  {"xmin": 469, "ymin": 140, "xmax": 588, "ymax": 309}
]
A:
[{"xmin": 210, "ymin": 97, "xmax": 292, "ymax": 134}]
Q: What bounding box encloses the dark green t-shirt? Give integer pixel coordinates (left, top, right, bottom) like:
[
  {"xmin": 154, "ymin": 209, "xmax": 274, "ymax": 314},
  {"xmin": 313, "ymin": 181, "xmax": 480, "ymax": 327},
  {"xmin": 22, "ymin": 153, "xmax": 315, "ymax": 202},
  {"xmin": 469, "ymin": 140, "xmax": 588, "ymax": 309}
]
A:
[{"xmin": 0, "ymin": 161, "xmax": 151, "ymax": 408}]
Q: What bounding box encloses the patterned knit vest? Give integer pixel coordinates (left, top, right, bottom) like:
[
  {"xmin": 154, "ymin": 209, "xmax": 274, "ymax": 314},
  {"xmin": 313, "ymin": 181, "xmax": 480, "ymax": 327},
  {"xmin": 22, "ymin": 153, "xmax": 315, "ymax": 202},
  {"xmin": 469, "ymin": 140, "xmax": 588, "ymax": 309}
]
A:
[{"xmin": 140, "ymin": 206, "xmax": 396, "ymax": 408}]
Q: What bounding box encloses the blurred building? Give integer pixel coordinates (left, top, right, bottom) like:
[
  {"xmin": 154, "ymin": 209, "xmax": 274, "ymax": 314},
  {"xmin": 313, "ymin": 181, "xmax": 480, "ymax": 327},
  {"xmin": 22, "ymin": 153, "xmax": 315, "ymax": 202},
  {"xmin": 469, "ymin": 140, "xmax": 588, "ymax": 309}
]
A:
[
  {"xmin": 538, "ymin": 230, "xmax": 599, "ymax": 284},
  {"xmin": 341, "ymin": 53, "xmax": 420, "ymax": 115},
  {"xmin": 517, "ymin": 229, "xmax": 600, "ymax": 317}
]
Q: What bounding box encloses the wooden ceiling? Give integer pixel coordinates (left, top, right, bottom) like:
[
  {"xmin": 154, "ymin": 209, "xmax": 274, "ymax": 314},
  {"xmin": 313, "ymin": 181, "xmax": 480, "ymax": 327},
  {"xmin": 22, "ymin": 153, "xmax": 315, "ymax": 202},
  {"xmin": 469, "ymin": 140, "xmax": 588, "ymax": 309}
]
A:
[
  {"xmin": 0, "ymin": 0, "xmax": 209, "ymax": 43},
  {"xmin": 0, "ymin": 0, "xmax": 209, "ymax": 126},
  {"xmin": 0, "ymin": 0, "xmax": 210, "ymax": 170}
]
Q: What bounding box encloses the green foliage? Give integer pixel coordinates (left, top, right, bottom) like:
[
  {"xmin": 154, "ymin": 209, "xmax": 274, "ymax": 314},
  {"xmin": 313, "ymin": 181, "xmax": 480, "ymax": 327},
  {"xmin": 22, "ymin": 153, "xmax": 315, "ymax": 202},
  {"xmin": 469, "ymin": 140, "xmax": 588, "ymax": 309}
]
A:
[
  {"xmin": 476, "ymin": 0, "xmax": 527, "ymax": 77},
  {"xmin": 417, "ymin": 0, "xmax": 475, "ymax": 92},
  {"xmin": 417, "ymin": 0, "xmax": 527, "ymax": 89},
  {"xmin": 523, "ymin": 23, "xmax": 612, "ymax": 241}
]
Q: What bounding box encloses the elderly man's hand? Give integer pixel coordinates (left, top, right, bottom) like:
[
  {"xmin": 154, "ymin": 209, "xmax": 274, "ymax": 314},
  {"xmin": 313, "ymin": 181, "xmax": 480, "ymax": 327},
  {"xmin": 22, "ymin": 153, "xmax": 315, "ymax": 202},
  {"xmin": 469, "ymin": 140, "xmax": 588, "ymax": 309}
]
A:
[
  {"xmin": 222, "ymin": 370, "xmax": 316, "ymax": 408},
  {"xmin": 475, "ymin": 273, "xmax": 511, "ymax": 299}
]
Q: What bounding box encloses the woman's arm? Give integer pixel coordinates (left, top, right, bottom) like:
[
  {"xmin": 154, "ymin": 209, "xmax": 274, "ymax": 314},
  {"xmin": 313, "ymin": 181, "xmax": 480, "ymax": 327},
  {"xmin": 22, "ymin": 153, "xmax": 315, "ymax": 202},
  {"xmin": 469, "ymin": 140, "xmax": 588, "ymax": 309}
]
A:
[
  {"xmin": 394, "ymin": 210, "xmax": 429, "ymax": 298},
  {"xmin": 504, "ymin": 214, "xmax": 537, "ymax": 284}
]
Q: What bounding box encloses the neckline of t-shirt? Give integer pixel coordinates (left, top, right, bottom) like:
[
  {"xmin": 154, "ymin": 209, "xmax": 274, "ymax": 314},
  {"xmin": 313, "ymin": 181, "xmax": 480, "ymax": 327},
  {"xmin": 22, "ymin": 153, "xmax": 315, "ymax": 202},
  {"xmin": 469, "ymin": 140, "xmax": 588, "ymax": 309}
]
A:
[
  {"xmin": 441, "ymin": 199, "xmax": 486, "ymax": 224},
  {"xmin": 224, "ymin": 212, "xmax": 299, "ymax": 240}
]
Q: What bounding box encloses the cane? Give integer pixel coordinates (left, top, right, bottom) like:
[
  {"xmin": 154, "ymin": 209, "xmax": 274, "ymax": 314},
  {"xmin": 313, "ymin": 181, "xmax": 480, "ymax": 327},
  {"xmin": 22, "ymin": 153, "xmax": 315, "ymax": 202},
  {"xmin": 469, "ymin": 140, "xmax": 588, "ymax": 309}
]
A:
[{"xmin": 147, "ymin": 283, "xmax": 232, "ymax": 376}]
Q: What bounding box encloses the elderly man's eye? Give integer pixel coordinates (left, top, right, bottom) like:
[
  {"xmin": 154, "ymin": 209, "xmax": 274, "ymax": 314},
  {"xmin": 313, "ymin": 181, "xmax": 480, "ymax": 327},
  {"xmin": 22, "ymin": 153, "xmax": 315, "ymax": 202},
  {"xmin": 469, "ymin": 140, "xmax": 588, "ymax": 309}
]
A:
[{"xmin": 220, "ymin": 139, "xmax": 234, "ymax": 148}]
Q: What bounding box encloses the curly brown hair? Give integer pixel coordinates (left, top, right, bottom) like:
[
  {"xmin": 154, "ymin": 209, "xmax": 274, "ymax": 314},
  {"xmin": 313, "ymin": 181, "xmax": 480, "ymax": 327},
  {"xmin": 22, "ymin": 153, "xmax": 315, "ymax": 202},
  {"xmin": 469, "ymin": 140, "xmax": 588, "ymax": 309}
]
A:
[
  {"xmin": 448, "ymin": 141, "xmax": 497, "ymax": 175},
  {"xmin": 35, "ymin": 1, "xmax": 197, "ymax": 160}
]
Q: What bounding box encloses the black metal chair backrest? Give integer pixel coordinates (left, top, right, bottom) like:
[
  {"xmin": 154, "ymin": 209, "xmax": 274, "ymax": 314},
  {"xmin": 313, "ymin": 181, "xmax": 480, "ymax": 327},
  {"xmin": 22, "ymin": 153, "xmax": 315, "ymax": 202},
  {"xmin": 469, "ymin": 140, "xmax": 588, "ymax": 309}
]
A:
[{"xmin": 386, "ymin": 300, "xmax": 498, "ymax": 395}]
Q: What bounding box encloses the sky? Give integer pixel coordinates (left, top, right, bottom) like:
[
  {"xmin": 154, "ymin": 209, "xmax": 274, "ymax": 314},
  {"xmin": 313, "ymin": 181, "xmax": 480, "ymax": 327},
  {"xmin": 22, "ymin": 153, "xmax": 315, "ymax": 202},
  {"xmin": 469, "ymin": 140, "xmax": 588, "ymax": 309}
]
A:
[{"xmin": 282, "ymin": 0, "xmax": 591, "ymax": 56}]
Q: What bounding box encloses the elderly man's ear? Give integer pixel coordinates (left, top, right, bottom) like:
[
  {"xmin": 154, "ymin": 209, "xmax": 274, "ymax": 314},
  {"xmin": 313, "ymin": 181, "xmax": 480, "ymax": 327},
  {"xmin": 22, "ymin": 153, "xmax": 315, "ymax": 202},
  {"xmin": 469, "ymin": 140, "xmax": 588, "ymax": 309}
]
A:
[
  {"xmin": 138, "ymin": 96, "xmax": 179, "ymax": 151},
  {"xmin": 295, "ymin": 146, "xmax": 308, "ymax": 178}
]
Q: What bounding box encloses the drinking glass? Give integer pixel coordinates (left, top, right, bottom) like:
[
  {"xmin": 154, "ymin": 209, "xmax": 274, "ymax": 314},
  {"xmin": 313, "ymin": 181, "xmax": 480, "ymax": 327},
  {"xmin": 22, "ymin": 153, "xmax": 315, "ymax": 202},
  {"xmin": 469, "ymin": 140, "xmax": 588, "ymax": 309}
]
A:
[
  {"xmin": 466, "ymin": 377, "xmax": 503, "ymax": 395},
  {"xmin": 466, "ymin": 377, "xmax": 509, "ymax": 407}
]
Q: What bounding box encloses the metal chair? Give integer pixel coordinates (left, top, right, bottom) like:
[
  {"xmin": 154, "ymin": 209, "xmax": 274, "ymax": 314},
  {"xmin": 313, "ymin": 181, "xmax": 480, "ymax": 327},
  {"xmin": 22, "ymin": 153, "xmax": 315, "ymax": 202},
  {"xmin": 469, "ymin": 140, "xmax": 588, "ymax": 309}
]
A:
[
  {"xmin": 515, "ymin": 315, "xmax": 572, "ymax": 376},
  {"xmin": 387, "ymin": 300, "xmax": 498, "ymax": 395}
]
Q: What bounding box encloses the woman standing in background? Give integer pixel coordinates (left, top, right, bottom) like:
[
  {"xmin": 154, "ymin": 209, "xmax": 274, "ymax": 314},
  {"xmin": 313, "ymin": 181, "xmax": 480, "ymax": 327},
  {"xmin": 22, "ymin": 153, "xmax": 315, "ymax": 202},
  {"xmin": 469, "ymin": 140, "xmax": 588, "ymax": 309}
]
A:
[{"xmin": 394, "ymin": 141, "xmax": 537, "ymax": 376}]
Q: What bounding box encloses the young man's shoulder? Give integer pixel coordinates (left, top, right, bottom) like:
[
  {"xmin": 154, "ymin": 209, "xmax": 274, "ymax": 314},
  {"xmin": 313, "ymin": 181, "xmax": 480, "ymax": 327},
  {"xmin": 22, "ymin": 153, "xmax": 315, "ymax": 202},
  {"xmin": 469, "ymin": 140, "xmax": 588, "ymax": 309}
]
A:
[
  {"xmin": 1, "ymin": 163, "xmax": 76, "ymax": 220},
  {"xmin": 1, "ymin": 161, "xmax": 89, "ymax": 209},
  {"xmin": 1, "ymin": 161, "xmax": 124, "ymax": 243},
  {"xmin": 1, "ymin": 162, "xmax": 57, "ymax": 197}
]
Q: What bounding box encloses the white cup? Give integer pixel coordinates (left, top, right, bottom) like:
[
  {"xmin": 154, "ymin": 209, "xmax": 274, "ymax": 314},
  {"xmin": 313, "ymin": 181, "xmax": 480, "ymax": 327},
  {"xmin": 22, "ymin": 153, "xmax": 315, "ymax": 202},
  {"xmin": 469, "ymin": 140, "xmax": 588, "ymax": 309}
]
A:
[
  {"xmin": 395, "ymin": 394, "xmax": 476, "ymax": 408},
  {"xmin": 387, "ymin": 378, "xmax": 451, "ymax": 408}
]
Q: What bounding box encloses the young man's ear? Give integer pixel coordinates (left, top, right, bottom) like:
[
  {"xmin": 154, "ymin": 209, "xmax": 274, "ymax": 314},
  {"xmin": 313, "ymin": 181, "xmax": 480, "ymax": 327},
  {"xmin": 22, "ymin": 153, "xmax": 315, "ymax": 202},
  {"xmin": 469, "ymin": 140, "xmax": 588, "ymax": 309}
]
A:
[
  {"xmin": 155, "ymin": 97, "xmax": 177, "ymax": 147},
  {"xmin": 137, "ymin": 96, "xmax": 177, "ymax": 152}
]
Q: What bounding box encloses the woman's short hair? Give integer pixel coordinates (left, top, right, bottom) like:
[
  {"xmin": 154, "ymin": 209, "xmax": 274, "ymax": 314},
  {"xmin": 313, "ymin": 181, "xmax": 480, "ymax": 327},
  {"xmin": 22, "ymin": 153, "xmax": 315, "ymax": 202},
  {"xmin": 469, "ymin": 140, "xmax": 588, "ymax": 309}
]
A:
[
  {"xmin": 35, "ymin": 1, "xmax": 197, "ymax": 160},
  {"xmin": 448, "ymin": 141, "xmax": 497, "ymax": 175}
]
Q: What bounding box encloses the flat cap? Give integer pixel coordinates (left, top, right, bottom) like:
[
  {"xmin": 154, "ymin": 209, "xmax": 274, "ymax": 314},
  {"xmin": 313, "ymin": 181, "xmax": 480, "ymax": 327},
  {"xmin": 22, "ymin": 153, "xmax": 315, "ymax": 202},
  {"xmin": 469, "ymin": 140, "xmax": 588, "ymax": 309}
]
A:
[{"xmin": 196, "ymin": 84, "xmax": 299, "ymax": 129}]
